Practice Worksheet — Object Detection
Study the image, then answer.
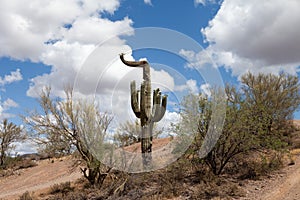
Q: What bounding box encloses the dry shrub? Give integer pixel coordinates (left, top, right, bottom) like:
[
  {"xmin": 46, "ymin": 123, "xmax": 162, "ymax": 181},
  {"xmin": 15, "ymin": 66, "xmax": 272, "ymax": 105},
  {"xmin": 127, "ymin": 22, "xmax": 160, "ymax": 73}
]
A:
[
  {"xmin": 290, "ymin": 131, "xmax": 300, "ymax": 149},
  {"xmin": 16, "ymin": 160, "xmax": 38, "ymax": 170},
  {"xmin": 238, "ymin": 151, "xmax": 284, "ymax": 180},
  {"xmin": 19, "ymin": 191, "xmax": 36, "ymax": 200},
  {"xmin": 0, "ymin": 168, "xmax": 15, "ymax": 177},
  {"xmin": 50, "ymin": 181, "xmax": 74, "ymax": 194},
  {"xmin": 46, "ymin": 191, "xmax": 87, "ymax": 200},
  {"xmin": 3, "ymin": 157, "xmax": 37, "ymax": 170}
]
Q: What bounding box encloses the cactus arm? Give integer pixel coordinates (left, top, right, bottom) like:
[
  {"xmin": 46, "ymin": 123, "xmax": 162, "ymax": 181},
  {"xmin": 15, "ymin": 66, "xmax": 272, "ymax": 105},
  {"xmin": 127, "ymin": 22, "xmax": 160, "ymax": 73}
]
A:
[
  {"xmin": 152, "ymin": 88, "xmax": 160, "ymax": 104},
  {"xmin": 120, "ymin": 53, "xmax": 147, "ymax": 67},
  {"xmin": 120, "ymin": 53, "xmax": 150, "ymax": 81},
  {"xmin": 151, "ymin": 94, "xmax": 167, "ymax": 122},
  {"xmin": 130, "ymin": 81, "xmax": 141, "ymax": 118},
  {"xmin": 151, "ymin": 89, "xmax": 162, "ymax": 121},
  {"xmin": 162, "ymin": 95, "xmax": 167, "ymax": 107}
]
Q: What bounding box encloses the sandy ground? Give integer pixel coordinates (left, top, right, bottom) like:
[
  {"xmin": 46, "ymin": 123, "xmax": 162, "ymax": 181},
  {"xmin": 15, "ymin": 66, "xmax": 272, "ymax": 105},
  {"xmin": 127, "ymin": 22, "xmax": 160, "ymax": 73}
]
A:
[
  {"xmin": 0, "ymin": 157, "xmax": 81, "ymax": 200},
  {"xmin": 241, "ymin": 150, "xmax": 300, "ymax": 200}
]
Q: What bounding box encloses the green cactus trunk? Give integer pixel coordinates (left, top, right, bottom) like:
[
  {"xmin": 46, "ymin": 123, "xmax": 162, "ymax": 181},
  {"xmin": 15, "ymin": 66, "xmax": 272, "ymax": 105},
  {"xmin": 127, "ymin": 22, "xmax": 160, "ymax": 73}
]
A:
[{"xmin": 120, "ymin": 53, "xmax": 167, "ymax": 169}]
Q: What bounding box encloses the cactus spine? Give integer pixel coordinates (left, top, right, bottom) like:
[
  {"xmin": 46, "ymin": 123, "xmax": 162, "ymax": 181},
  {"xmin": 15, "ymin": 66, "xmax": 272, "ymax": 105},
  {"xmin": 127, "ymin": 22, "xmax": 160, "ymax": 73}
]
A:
[{"xmin": 120, "ymin": 53, "xmax": 167, "ymax": 168}]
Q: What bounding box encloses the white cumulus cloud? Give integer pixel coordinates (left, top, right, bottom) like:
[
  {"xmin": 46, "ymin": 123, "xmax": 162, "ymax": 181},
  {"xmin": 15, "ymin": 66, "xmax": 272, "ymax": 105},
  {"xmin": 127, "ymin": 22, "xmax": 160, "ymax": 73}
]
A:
[
  {"xmin": 0, "ymin": 97, "xmax": 19, "ymax": 120},
  {"xmin": 3, "ymin": 98, "xmax": 18, "ymax": 109},
  {"xmin": 1, "ymin": 0, "xmax": 136, "ymax": 98},
  {"xmin": 0, "ymin": 69, "xmax": 23, "ymax": 86},
  {"xmin": 201, "ymin": 0, "xmax": 300, "ymax": 76},
  {"xmin": 175, "ymin": 79, "xmax": 199, "ymax": 94}
]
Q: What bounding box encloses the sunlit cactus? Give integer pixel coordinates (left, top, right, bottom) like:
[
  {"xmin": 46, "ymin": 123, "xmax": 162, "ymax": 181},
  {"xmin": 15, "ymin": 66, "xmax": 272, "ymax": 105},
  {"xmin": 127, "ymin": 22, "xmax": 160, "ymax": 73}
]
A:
[{"xmin": 120, "ymin": 53, "xmax": 167, "ymax": 168}]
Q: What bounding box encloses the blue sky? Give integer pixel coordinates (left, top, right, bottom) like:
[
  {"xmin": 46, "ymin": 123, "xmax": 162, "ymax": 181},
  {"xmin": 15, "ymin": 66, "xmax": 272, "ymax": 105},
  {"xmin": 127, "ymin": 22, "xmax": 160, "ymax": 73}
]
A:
[{"xmin": 1, "ymin": 0, "xmax": 300, "ymax": 133}]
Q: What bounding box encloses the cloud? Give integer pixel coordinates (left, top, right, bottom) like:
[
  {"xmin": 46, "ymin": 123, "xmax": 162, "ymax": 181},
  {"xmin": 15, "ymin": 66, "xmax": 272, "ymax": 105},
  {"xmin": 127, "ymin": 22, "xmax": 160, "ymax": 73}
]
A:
[
  {"xmin": 201, "ymin": 0, "xmax": 300, "ymax": 76},
  {"xmin": 179, "ymin": 49, "xmax": 216, "ymax": 69},
  {"xmin": 62, "ymin": 17, "xmax": 133, "ymax": 45},
  {"xmin": 0, "ymin": 69, "xmax": 23, "ymax": 86},
  {"xmin": 8, "ymin": 0, "xmax": 135, "ymax": 98},
  {"xmin": 0, "ymin": 0, "xmax": 135, "ymax": 123},
  {"xmin": 144, "ymin": 0, "xmax": 152, "ymax": 5},
  {"xmin": 0, "ymin": 98, "xmax": 19, "ymax": 120},
  {"xmin": 13, "ymin": 140, "xmax": 38, "ymax": 155},
  {"xmin": 3, "ymin": 98, "xmax": 18, "ymax": 109},
  {"xmin": 194, "ymin": 0, "xmax": 218, "ymax": 6},
  {"xmin": 0, "ymin": 69, "xmax": 21, "ymax": 120},
  {"xmin": 175, "ymin": 79, "xmax": 199, "ymax": 94},
  {"xmin": 0, "ymin": 0, "xmax": 121, "ymax": 61}
]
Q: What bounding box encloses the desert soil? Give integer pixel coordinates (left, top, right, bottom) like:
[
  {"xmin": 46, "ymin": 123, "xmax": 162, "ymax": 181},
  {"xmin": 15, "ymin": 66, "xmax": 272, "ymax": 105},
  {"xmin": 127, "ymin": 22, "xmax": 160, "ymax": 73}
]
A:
[
  {"xmin": 0, "ymin": 156, "xmax": 81, "ymax": 200},
  {"xmin": 240, "ymin": 149, "xmax": 300, "ymax": 200}
]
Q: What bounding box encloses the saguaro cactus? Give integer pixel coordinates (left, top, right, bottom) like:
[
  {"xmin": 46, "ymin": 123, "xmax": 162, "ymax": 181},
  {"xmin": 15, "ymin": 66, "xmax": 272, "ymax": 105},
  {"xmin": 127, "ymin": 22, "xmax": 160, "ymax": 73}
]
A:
[{"xmin": 120, "ymin": 53, "xmax": 167, "ymax": 168}]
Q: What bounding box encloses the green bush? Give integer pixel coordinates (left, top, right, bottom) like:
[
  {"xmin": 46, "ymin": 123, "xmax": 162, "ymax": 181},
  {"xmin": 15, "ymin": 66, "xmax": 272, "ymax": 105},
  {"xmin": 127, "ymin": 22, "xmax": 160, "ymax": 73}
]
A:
[{"xmin": 178, "ymin": 72, "xmax": 300, "ymax": 175}]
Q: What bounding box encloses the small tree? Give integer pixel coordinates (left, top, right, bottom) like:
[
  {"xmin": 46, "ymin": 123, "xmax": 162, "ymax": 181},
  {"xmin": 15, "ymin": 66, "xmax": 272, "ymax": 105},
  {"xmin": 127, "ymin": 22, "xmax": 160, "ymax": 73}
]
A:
[
  {"xmin": 179, "ymin": 72, "xmax": 300, "ymax": 175},
  {"xmin": 25, "ymin": 87, "xmax": 113, "ymax": 185},
  {"xmin": 179, "ymin": 89, "xmax": 255, "ymax": 175},
  {"xmin": 0, "ymin": 119, "xmax": 25, "ymax": 167},
  {"xmin": 241, "ymin": 72, "xmax": 300, "ymax": 149},
  {"xmin": 204, "ymin": 86, "xmax": 257, "ymax": 175}
]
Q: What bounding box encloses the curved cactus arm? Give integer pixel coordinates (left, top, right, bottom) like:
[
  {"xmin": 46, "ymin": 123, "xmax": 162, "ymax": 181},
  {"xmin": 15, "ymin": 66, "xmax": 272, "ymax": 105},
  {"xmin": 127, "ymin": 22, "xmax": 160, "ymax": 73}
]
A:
[
  {"xmin": 120, "ymin": 53, "xmax": 151, "ymax": 82},
  {"xmin": 151, "ymin": 94, "xmax": 167, "ymax": 122},
  {"xmin": 120, "ymin": 53, "xmax": 147, "ymax": 67},
  {"xmin": 130, "ymin": 81, "xmax": 141, "ymax": 118},
  {"xmin": 161, "ymin": 95, "xmax": 167, "ymax": 108},
  {"xmin": 152, "ymin": 88, "xmax": 160, "ymax": 104},
  {"xmin": 151, "ymin": 88, "xmax": 162, "ymax": 120}
]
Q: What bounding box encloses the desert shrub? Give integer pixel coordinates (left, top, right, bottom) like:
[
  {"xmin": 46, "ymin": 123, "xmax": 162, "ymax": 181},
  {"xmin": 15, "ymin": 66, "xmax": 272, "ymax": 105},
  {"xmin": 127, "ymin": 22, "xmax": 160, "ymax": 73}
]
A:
[
  {"xmin": 0, "ymin": 156, "xmax": 37, "ymax": 170},
  {"xmin": 19, "ymin": 191, "xmax": 36, "ymax": 200},
  {"xmin": 290, "ymin": 130, "xmax": 300, "ymax": 149},
  {"xmin": 0, "ymin": 156, "xmax": 19, "ymax": 169},
  {"xmin": 25, "ymin": 87, "xmax": 113, "ymax": 185},
  {"xmin": 259, "ymin": 153, "xmax": 284, "ymax": 174},
  {"xmin": 47, "ymin": 192, "xmax": 87, "ymax": 200},
  {"xmin": 0, "ymin": 168, "xmax": 14, "ymax": 177},
  {"xmin": 17, "ymin": 160, "xmax": 38, "ymax": 169},
  {"xmin": 0, "ymin": 119, "xmax": 26, "ymax": 167},
  {"xmin": 238, "ymin": 151, "xmax": 284, "ymax": 180},
  {"xmin": 50, "ymin": 181, "xmax": 74, "ymax": 194}
]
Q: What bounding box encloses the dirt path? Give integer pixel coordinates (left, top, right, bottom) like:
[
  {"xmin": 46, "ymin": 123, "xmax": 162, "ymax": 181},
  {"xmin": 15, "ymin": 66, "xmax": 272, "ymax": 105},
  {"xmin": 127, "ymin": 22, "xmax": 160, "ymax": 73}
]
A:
[
  {"xmin": 0, "ymin": 157, "xmax": 81, "ymax": 200},
  {"xmin": 263, "ymin": 155, "xmax": 300, "ymax": 200},
  {"xmin": 242, "ymin": 151, "xmax": 300, "ymax": 200}
]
